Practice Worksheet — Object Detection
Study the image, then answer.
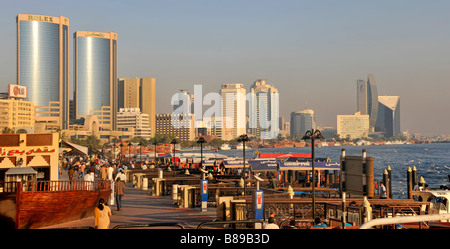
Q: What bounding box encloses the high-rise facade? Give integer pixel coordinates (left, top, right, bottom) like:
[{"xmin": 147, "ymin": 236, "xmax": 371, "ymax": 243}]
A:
[
  {"xmin": 17, "ymin": 14, "xmax": 70, "ymax": 129},
  {"xmin": 155, "ymin": 113, "xmax": 195, "ymax": 141},
  {"xmin": 74, "ymin": 31, "xmax": 118, "ymax": 130},
  {"xmin": 118, "ymin": 78, "xmax": 156, "ymax": 137},
  {"xmin": 248, "ymin": 79, "xmax": 279, "ymax": 139},
  {"xmin": 117, "ymin": 108, "xmax": 151, "ymax": 139},
  {"xmin": 220, "ymin": 83, "xmax": 246, "ymax": 140},
  {"xmin": 0, "ymin": 98, "xmax": 35, "ymax": 133},
  {"xmin": 290, "ymin": 109, "xmax": 315, "ymax": 137},
  {"xmin": 337, "ymin": 112, "xmax": 370, "ymax": 140},
  {"xmin": 375, "ymin": 96, "xmax": 400, "ymax": 137},
  {"xmin": 172, "ymin": 89, "xmax": 194, "ymax": 115},
  {"xmin": 357, "ymin": 74, "xmax": 378, "ymax": 132}
]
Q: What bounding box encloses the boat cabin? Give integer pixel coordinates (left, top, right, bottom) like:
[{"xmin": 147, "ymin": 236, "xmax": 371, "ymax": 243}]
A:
[{"xmin": 413, "ymin": 190, "xmax": 450, "ymax": 219}]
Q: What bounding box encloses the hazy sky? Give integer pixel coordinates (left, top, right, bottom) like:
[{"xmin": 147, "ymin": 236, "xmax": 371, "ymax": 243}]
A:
[{"xmin": 0, "ymin": 0, "xmax": 449, "ymax": 136}]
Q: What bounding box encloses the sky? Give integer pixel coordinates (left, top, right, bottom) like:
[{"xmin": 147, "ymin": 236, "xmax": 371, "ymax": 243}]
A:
[{"xmin": 0, "ymin": 0, "xmax": 449, "ymax": 136}]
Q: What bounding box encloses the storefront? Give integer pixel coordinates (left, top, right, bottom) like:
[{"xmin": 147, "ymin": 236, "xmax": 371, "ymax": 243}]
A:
[{"xmin": 0, "ymin": 133, "xmax": 59, "ymax": 181}]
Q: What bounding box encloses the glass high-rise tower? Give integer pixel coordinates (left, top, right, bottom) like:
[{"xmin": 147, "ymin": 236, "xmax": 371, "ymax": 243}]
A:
[
  {"xmin": 249, "ymin": 79, "xmax": 279, "ymax": 139},
  {"xmin": 375, "ymin": 96, "xmax": 401, "ymax": 137},
  {"xmin": 220, "ymin": 83, "xmax": 246, "ymax": 140},
  {"xmin": 74, "ymin": 31, "xmax": 118, "ymax": 130},
  {"xmin": 357, "ymin": 74, "xmax": 378, "ymax": 132},
  {"xmin": 17, "ymin": 14, "xmax": 70, "ymax": 129},
  {"xmin": 290, "ymin": 109, "xmax": 315, "ymax": 137}
]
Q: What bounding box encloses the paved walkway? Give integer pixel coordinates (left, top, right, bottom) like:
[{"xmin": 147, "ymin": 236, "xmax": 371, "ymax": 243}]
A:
[{"xmin": 43, "ymin": 170, "xmax": 217, "ymax": 229}]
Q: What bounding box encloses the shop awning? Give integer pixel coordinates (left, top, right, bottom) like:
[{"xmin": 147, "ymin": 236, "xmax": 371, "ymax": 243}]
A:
[
  {"xmin": 61, "ymin": 140, "xmax": 88, "ymax": 155},
  {"xmin": 5, "ymin": 166, "xmax": 37, "ymax": 175}
]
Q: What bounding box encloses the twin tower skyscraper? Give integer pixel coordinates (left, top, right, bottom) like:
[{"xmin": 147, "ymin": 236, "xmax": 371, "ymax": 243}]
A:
[{"xmin": 16, "ymin": 14, "xmax": 118, "ymax": 130}]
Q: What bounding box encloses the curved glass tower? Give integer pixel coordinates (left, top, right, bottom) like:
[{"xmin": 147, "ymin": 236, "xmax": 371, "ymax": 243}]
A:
[
  {"xmin": 17, "ymin": 14, "xmax": 70, "ymax": 129},
  {"xmin": 74, "ymin": 31, "xmax": 118, "ymax": 130},
  {"xmin": 357, "ymin": 74, "xmax": 378, "ymax": 132}
]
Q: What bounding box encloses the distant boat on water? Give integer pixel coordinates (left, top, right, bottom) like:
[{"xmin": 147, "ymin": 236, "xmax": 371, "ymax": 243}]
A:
[{"xmin": 219, "ymin": 143, "xmax": 231, "ymax": 150}]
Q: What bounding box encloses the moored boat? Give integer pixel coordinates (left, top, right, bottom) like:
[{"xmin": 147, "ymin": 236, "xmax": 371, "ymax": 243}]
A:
[
  {"xmin": 412, "ymin": 189, "xmax": 450, "ymax": 228},
  {"xmin": 219, "ymin": 144, "xmax": 231, "ymax": 150}
]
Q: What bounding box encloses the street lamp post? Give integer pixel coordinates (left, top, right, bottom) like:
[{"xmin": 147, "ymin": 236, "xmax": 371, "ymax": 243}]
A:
[
  {"xmin": 128, "ymin": 143, "xmax": 132, "ymax": 163},
  {"xmin": 302, "ymin": 129, "xmax": 324, "ymax": 221},
  {"xmin": 197, "ymin": 137, "xmax": 206, "ymax": 169},
  {"xmin": 119, "ymin": 143, "xmax": 124, "ymax": 163},
  {"xmin": 138, "ymin": 142, "xmax": 143, "ymax": 167},
  {"xmin": 237, "ymin": 134, "xmax": 250, "ymax": 194},
  {"xmin": 170, "ymin": 139, "xmax": 178, "ymax": 167},
  {"xmin": 113, "ymin": 142, "xmax": 117, "ymax": 162},
  {"xmin": 152, "ymin": 141, "xmax": 158, "ymax": 164}
]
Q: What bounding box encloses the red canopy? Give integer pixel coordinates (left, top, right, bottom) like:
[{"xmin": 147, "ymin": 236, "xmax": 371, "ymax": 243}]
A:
[{"xmin": 258, "ymin": 153, "xmax": 311, "ymax": 158}]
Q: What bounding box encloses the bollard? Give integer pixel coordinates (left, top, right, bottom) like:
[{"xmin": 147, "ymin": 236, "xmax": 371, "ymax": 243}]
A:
[
  {"xmin": 110, "ymin": 180, "xmax": 115, "ymax": 205},
  {"xmin": 340, "ymin": 149, "xmax": 346, "ymax": 196},
  {"xmin": 287, "ymin": 185, "xmax": 294, "ymax": 199},
  {"xmin": 142, "ymin": 177, "xmax": 148, "ymax": 191},
  {"xmin": 387, "ymin": 165, "xmax": 392, "ymax": 199},
  {"xmin": 412, "ymin": 166, "xmax": 417, "ymax": 187},
  {"xmin": 383, "ymin": 169, "xmax": 389, "ymax": 199},
  {"xmin": 407, "ymin": 167, "xmax": 412, "ymax": 199},
  {"xmin": 158, "ymin": 168, "xmax": 163, "ymax": 178},
  {"xmin": 363, "ymin": 196, "xmax": 372, "ymax": 223},
  {"xmin": 419, "ymin": 176, "xmax": 426, "ymax": 190},
  {"xmin": 172, "ymin": 184, "xmax": 178, "ymax": 201}
]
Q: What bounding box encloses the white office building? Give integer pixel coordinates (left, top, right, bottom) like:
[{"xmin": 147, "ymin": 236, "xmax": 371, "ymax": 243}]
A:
[{"xmin": 117, "ymin": 108, "xmax": 151, "ymax": 139}]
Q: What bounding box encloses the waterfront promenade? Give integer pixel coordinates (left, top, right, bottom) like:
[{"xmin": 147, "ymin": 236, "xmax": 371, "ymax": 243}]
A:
[{"xmin": 42, "ymin": 171, "xmax": 217, "ymax": 229}]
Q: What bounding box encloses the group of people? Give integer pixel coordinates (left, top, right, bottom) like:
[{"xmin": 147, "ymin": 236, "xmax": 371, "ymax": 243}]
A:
[{"xmin": 64, "ymin": 155, "xmax": 129, "ymax": 229}]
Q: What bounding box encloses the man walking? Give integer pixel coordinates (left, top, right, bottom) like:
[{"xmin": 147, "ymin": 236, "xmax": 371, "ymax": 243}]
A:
[{"xmin": 115, "ymin": 169, "xmax": 126, "ymax": 211}]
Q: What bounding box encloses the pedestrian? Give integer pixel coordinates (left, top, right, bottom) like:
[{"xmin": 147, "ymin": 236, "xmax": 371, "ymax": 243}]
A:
[
  {"xmin": 115, "ymin": 168, "xmax": 126, "ymax": 182},
  {"xmin": 380, "ymin": 182, "xmax": 387, "ymax": 199},
  {"xmin": 94, "ymin": 198, "xmax": 112, "ymax": 229},
  {"xmin": 68, "ymin": 166, "xmax": 75, "ymax": 181},
  {"xmin": 286, "ymin": 219, "xmax": 298, "ymax": 229},
  {"xmin": 115, "ymin": 175, "xmax": 125, "ymax": 211},
  {"xmin": 84, "ymin": 168, "xmax": 95, "ymax": 190},
  {"xmin": 107, "ymin": 165, "xmax": 114, "ymax": 181},
  {"xmin": 312, "ymin": 217, "xmax": 327, "ymax": 228},
  {"xmin": 268, "ymin": 177, "xmax": 276, "ymax": 188},
  {"xmin": 79, "ymin": 162, "xmax": 85, "ymax": 178},
  {"xmin": 263, "ymin": 217, "xmax": 279, "ymax": 229},
  {"xmin": 84, "ymin": 168, "xmax": 95, "ymax": 181},
  {"xmin": 100, "ymin": 165, "xmax": 108, "ymax": 180}
]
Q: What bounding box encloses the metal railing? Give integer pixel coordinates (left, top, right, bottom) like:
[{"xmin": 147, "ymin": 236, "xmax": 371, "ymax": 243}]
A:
[
  {"xmin": 0, "ymin": 180, "xmax": 111, "ymax": 193},
  {"xmin": 197, "ymin": 219, "xmax": 265, "ymax": 229},
  {"xmin": 113, "ymin": 222, "xmax": 185, "ymax": 229}
]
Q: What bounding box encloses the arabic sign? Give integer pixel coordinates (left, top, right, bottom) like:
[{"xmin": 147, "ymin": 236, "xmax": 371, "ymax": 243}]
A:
[
  {"xmin": 202, "ymin": 160, "xmax": 223, "ymax": 166},
  {"xmin": 248, "ymin": 159, "xmax": 278, "ymax": 172},
  {"xmin": 0, "ymin": 147, "xmax": 56, "ymax": 156},
  {"xmin": 222, "ymin": 160, "xmax": 249, "ymax": 168},
  {"xmin": 278, "ymin": 161, "xmax": 340, "ymax": 171},
  {"xmin": 258, "ymin": 153, "xmax": 311, "ymax": 158}
]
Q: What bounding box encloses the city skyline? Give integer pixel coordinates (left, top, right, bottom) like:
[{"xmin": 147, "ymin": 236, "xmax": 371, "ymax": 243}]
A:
[{"xmin": 0, "ymin": 1, "xmax": 449, "ymax": 136}]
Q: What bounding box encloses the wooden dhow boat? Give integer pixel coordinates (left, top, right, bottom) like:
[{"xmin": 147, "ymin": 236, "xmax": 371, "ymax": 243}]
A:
[{"xmin": 0, "ymin": 180, "xmax": 112, "ymax": 229}]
